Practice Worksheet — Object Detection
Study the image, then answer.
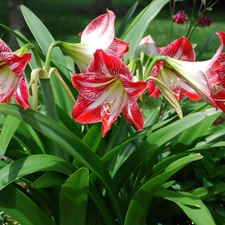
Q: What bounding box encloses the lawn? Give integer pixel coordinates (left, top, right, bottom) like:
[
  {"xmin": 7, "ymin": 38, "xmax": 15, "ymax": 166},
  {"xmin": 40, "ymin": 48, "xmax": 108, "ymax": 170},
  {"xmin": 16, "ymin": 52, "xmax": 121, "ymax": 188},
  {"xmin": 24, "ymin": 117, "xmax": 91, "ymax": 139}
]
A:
[{"xmin": 0, "ymin": 0, "xmax": 224, "ymax": 60}]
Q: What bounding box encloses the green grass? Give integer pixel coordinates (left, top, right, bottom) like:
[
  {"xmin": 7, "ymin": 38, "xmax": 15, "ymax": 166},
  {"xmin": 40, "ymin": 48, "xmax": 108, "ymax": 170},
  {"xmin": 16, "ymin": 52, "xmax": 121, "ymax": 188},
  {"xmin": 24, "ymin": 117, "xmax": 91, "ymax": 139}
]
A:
[{"xmin": 0, "ymin": 0, "xmax": 224, "ymax": 60}]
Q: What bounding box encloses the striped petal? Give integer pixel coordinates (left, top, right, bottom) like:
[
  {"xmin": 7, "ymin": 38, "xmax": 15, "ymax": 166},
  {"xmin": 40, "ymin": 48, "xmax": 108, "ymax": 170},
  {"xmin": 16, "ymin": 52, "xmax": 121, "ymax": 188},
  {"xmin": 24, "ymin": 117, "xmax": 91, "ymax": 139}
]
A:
[
  {"xmin": 147, "ymin": 36, "xmax": 197, "ymax": 100},
  {"xmin": 88, "ymin": 49, "xmax": 133, "ymax": 79},
  {"xmin": 166, "ymin": 58, "xmax": 215, "ymax": 106},
  {"xmin": 107, "ymin": 37, "xmax": 129, "ymax": 59},
  {"xmin": 81, "ymin": 9, "xmax": 115, "ymax": 49},
  {"xmin": 61, "ymin": 10, "xmax": 128, "ymax": 72},
  {"xmin": 72, "ymin": 49, "xmax": 147, "ymax": 136},
  {"xmin": 158, "ymin": 68, "xmax": 200, "ymax": 101},
  {"xmin": 160, "ymin": 36, "xmax": 196, "ymax": 61},
  {"xmin": 165, "ymin": 32, "xmax": 225, "ymax": 111},
  {"xmin": 0, "ymin": 39, "xmax": 31, "ymax": 109}
]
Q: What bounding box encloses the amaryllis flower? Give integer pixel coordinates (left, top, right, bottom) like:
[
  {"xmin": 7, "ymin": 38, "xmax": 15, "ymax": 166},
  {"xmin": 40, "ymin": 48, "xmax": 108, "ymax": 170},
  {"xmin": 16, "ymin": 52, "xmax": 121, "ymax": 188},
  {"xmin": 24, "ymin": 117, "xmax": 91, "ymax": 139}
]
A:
[
  {"xmin": 60, "ymin": 9, "xmax": 129, "ymax": 72},
  {"xmin": 72, "ymin": 49, "xmax": 147, "ymax": 136},
  {"xmin": 140, "ymin": 35, "xmax": 200, "ymax": 101},
  {"xmin": 172, "ymin": 11, "xmax": 188, "ymax": 24},
  {"xmin": 164, "ymin": 32, "xmax": 225, "ymax": 111},
  {"xmin": 0, "ymin": 39, "xmax": 31, "ymax": 109},
  {"xmin": 209, "ymin": 52, "xmax": 225, "ymax": 111},
  {"xmin": 198, "ymin": 15, "xmax": 212, "ymax": 27}
]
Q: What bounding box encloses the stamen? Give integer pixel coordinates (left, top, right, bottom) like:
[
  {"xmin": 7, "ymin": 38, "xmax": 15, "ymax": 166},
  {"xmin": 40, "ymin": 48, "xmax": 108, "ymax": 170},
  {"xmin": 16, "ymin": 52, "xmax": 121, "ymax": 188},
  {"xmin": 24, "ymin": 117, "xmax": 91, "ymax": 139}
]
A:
[
  {"xmin": 211, "ymin": 84, "xmax": 222, "ymax": 94},
  {"xmin": 102, "ymin": 101, "xmax": 113, "ymax": 116}
]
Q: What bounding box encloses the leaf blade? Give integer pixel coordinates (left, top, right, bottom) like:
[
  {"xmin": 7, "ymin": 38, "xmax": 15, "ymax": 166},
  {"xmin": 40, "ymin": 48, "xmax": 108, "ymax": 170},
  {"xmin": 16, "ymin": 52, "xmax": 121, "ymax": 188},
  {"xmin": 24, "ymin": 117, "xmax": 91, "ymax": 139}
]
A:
[{"xmin": 60, "ymin": 168, "xmax": 89, "ymax": 225}]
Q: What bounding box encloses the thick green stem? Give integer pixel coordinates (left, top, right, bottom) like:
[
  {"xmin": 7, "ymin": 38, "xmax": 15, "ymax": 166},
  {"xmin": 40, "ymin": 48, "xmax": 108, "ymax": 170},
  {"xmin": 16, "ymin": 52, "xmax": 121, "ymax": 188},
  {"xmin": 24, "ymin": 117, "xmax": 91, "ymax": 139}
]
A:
[
  {"xmin": 144, "ymin": 55, "xmax": 167, "ymax": 81},
  {"xmin": 32, "ymin": 48, "xmax": 43, "ymax": 68},
  {"xmin": 168, "ymin": 0, "xmax": 176, "ymax": 43},
  {"xmin": 39, "ymin": 78, "xmax": 69, "ymax": 160},
  {"xmin": 186, "ymin": 0, "xmax": 197, "ymax": 39},
  {"xmin": 41, "ymin": 40, "xmax": 69, "ymax": 160},
  {"xmin": 44, "ymin": 41, "xmax": 62, "ymax": 73}
]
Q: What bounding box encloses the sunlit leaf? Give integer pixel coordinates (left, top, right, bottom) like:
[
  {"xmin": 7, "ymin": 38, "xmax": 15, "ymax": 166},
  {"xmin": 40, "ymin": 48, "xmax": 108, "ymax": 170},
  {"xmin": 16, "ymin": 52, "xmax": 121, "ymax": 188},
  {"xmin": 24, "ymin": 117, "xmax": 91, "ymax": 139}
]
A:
[{"xmin": 124, "ymin": 154, "xmax": 202, "ymax": 225}]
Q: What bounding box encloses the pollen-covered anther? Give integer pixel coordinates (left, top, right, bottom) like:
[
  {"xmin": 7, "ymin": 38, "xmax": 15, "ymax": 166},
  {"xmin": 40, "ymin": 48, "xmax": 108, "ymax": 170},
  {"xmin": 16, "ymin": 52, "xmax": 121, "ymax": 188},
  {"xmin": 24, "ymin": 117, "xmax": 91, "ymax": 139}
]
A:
[
  {"xmin": 211, "ymin": 84, "xmax": 222, "ymax": 94},
  {"xmin": 170, "ymin": 77, "xmax": 180, "ymax": 89},
  {"xmin": 102, "ymin": 101, "xmax": 113, "ymax": 116},
  {"xmin": 0, "ymin": 81, "xmax": 6, "ymax": 93}
]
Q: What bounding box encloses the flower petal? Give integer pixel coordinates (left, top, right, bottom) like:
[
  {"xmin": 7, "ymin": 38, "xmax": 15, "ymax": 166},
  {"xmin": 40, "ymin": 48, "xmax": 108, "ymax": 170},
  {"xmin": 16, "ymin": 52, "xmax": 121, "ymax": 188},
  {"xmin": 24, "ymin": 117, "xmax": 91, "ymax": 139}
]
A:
[
  {"xmin": 118, "ymin": 74, "xmax": 147, "ymax": 103},
  {"xmin": 123, "ymin": 101, "xmax": 144, "ymax": 131},
  {"xmin": 89, "ymin": 49, "xmax": 133, "ymax": 80},
  {"xmin": 0, "ymin": 52, "xmax": 31, "ymax": 78},
  {"xmin": 72, "ymin": 95, "xmax": 102, "ymax": 123},
  {"xmin": 0, "ymin": 65, "xmax": 17, "ymax": 103},
  {"xmin": 108, "ymin": 37, "xmax": 129, "ymax": 59},
  {"xmin": 159, "ymin": 68, "xmax": 200, "ymax": 101},
  {"xmin": 72, "ymin": 72, "xmax": 116, "ymax": 101},
  {"xmin": 0, "ymin": 40, "xmax": 31, "ymax": 109},
  {"xmin": 160, "ymin": 36, "xmax": 196, "ymax": 61},
  {"xmin": 81, "ymin": 9, "xmax": 115, "ymax": 50},
  {"xmin": 14, "ymin": 76, "xmax": 30, "ymax": 109},
  {"xmin": 0, "ymin": 39, "xmax": 12, "ymax": 54},
  {"xmin": 166, "ymin": 57, "xmax": 215, "ymax": 106},
  {"xmin": 135, "ymin": 35, "xmax": 160, "ymax": 57}
]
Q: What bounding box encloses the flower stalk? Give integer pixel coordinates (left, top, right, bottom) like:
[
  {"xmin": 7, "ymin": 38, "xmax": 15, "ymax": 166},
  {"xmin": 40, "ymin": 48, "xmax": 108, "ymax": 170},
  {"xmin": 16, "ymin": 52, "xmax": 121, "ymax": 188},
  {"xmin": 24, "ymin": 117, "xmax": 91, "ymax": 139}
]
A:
[{"xmin": 44, "ymin": 41, "xmax": 62, "ymax": 73}]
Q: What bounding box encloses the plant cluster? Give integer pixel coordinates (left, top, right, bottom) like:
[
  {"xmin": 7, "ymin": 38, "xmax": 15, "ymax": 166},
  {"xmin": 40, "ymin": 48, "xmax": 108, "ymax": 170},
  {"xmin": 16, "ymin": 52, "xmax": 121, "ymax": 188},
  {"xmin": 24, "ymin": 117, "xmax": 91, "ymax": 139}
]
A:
[{"xmin": 0, "ymin": 0, "xmax": 224, "ymax": 224}]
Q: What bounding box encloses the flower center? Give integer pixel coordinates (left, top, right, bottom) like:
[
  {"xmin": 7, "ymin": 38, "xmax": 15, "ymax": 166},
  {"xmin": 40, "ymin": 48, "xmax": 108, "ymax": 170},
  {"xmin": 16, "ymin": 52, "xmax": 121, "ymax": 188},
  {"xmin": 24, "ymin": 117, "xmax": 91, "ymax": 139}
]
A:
[
  {"xmin": 100, "ymin": 78, "xmax": 126, "ymax": 120},
  {"xmin": 211, "ymin": 84, "xmax": 222, "ymax": 94}
]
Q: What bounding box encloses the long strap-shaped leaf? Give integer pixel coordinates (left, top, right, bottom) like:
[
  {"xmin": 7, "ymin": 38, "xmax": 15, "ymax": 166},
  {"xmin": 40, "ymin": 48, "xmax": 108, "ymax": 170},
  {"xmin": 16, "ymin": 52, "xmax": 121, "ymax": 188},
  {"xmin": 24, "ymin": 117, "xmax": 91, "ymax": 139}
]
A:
[
  {"xmin": 60, "ymin": 168, "xmax": 89, "ymax": 225},
  {"xmin": 172, "ymin": 109, "xmax": 221, "ymax": 153},
  {"xmin": 0, "ymin": 184, "xmax": 55, "ymax": 225},
  {"xmin": 113, "ymin": 108, "xmax": 219, "ymax": 191},
  {"xmin": 0, "ymin": 104, "xmax": 123, "ymax": 224},
  {"xmin": 0, "ymin": 154, "xmax": 74, "ymax": 190},
  {"xmin": 20, "ymin": 5, "xmax": 73, "ymax": 114},
  {"xmin": 122, "ymin": 0, "xmax": 169, "ymax": 61},
  {"xmin": 155, "ymin": 190, "xmax": 216, "ymax": 225},
  {"xmin": 124, "ymin": 153, "xmax": 203, "ymax": 225},
  {"xmin": 0, "ymin": 115, "xmax": 20, "ymax": 158}
]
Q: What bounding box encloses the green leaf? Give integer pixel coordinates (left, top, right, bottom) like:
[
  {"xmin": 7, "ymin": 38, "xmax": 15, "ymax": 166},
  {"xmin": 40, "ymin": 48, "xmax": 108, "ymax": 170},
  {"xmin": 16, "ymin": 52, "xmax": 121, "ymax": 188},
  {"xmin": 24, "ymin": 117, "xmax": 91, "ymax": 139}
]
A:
[
  {"xmin": 0, "ymin": 154, "xmax": 74, "ymax": 190},
  {"xmin": 117, "ymin": 1, "xmax": 139, "ymax": 38},
  {"xmin": 32, "ymin": 172, "xmax": 67, "ymax": 188},
  {"xmin": 88, "ymin": 181, "xmax": 117, "ymax": 225},
  {"xmin": 60, "ymin": 168, "xmax": 89, "ymax": 225},
  {"xmin": 172, "ymin": 109, "xmax": 221, "ymax": 153},
  {"xmin": 20, "ymin": 5, "xmax": 73, "ymax": 114},
  {"xmin": 0, "ymin": 184, "xmax": 54, "ymax": 225},
  {"xmin": 114, "ymin": 108, "xmax": 218, "ymax": 190},
  {"xmin": 156, "ymin": 190, "xmax": 216, "ymax": 225},
  {"xmin": 191, "ymin": 183, "xmax": 225, "ymax": 200},
  {"xmin": 17, "ymin": 122, "xmax": 47, "ymax": 154},
  {"xmin": 0, "ymin": 115, "xmax": 20, "ymax": 158},
  {"xmin": 155, "ymin": 189, "xmax": 200, "ymax": 208},
  {"xmin": 177, "ymin": 196, "xmax": 215, "ymax": 225},
  {"xmin": 124, "ymin": 154, "xmax": 202, "ymax": 225},
  {"xmin": 122, "ymin": 0, "xmax": 169, "ymax": 61},
  {"xmin": 0, "ymin": 104, "xmax": 123, "ymax": 224},
  {"xmin": 82, "ymin": 123, "xmax": 103, "ymax": 153},
  {"xmin": 196, "ymin": 26, "xmax": 220, "ymax": 60},
  {"xmin": 205, "ymin": 128, "xmax": 225, "ymax": 143}
]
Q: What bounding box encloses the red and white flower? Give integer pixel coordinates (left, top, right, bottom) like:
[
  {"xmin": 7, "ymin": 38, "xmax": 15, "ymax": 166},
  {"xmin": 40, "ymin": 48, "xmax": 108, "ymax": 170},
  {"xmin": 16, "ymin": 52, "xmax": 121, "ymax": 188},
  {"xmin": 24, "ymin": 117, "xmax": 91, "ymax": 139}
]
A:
[
  {"xmin": 165, "ymin": 32, "xmax": 225, "ymax": 111},
  {"xmin": 0, "ymin": 39, "xmax": 31, "ymax": 109},
  {"xmin": 61, "ymin": 9, "xmax": 129, "ymax": 72},
  {"xmin": 72, "ymin": 49, "xmax": 147, "ymax": 136},
  {"xmin": 140, "ymin": 35, "xmax": 200, "ymax": 101}
]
